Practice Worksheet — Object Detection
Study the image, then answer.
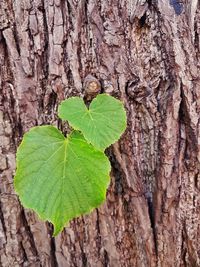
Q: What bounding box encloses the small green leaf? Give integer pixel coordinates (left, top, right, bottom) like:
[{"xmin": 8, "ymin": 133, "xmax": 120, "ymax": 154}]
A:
[
  {"xmin": 14, "ymin": 126, "xmax": 111, "ymax": 236},
  {"xmin": 58, "ymin": 94, "xmax": 127, "ymax": 151}
]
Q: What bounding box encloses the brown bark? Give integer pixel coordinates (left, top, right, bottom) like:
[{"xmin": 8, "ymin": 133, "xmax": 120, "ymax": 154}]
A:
[{"xmin": 0, "ymin": 0, "xmax": 199, "ymax": 266}]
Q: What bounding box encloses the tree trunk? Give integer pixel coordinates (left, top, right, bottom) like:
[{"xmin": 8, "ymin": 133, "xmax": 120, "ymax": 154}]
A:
[{"xmin": 0, "ymin": 0, "xmax": 199, "ymax": 266}]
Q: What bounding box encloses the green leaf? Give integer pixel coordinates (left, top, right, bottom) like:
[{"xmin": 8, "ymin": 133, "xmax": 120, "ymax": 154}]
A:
[
  {"xmin": 58, "ymin": 94, "xmax": 127, "ymax": 151},
  {"xmin": 14, "ymin": 126, "xmax": 111, "ymax": 236}
]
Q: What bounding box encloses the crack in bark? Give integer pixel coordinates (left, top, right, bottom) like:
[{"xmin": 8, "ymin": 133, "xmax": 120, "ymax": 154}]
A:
[
  {"xmin": 50, "ymin": 236, "xmax": 59, "ymax": 267},
  {"xmin": 96, "ymin": 209, "xmax": 102, "ymax": 257},
  {"xmin": 179, "ymin": 84, "xmax": 198, "ymax": 155},
  {"xmin": 146, "ymin": 196, "xmax": 158, "ymax": 256},
  {"xmin": 20, "ymin": 241, "xmax": 28, "ymax": 264},
  {"xmin": 20, "ymin": 209, "xmax": 39, "ymax": 260},
  {"xmin": 41, "ymin": 0, "xmax": 49, "ymax": 79},
  {"xmin": 0, "ymin": 198, "xmax": 7, "ymax": 245},
  {"xmin": 12, "ymin": 23, "xmax": 20, "ymax": 56},
  {"xmin": 103, "ymin": 249, "xmax": 109, "ymax": 267}
]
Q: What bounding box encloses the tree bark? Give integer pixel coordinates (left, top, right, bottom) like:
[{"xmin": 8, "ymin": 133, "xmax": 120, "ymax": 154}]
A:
[{"xmin": 0, "ymin": 0, "xmax": 199, "ymax": 266}]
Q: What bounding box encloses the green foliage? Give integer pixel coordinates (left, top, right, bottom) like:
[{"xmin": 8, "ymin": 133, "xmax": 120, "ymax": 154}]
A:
[
  {"xmin": 58, "ymin": 94, "xmax": 127, "ymax": 151},
  {"xmin": 14, "ymin": 94, "xmax": 127, "ymax": 235},
  {"xmin": 14, "ymin": 127, "xmax": 110, "ymax": 235}
]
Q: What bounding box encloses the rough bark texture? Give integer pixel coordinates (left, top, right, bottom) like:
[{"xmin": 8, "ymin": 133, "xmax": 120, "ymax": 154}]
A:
[{"xmin": 0, "ymin": 0, "xmax": 200, "ymax": 266}]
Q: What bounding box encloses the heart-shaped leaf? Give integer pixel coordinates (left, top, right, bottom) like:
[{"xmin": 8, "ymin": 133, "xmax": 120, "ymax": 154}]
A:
[
  {"xmin": 14, "ymin": 126, "xmax": 111, "ymax": 235},
  {"xmin": 58, "ymin": 94, "xmax": 127, "ymax": 151}
]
